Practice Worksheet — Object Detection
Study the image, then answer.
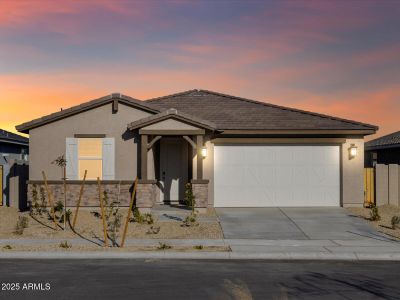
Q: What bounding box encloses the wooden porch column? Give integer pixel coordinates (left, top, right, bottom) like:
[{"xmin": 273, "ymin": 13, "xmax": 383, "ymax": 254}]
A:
[
  {"xmin": 141, "ymin": 134, "xmax": 148, "ymax": 180},
  {"xmin": 196, "ymin": 135, "xmax": 203, "ymax": 180}
]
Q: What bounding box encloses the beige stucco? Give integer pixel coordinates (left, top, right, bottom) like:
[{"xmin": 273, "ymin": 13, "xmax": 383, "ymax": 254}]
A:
[
  {"xmin": 28, "ymin": 100, "xmax": 367, "ymax": 207},
  {"xmin": 342, "ymin": 138, "xmax": 365, "ymax": 207},
  {"xmin": 29, "ymin": 103, "xmax": 152, "ymax": 180},
  {"xmin": 141, "ymin": 119, "xmax": 201, "ymax": 131}
]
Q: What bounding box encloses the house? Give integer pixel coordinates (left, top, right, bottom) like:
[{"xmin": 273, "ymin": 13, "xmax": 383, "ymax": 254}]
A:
[
  {"xmin": 0, "ymin": 129, "xmax": 29, "ymax": 207},
  {"xmin": 16, "ymin": 89, "xmax": 377, "ymax": 210},
  {"xmin": 365, "ymin": 131, "xmax": 400, "ymax": 167}
]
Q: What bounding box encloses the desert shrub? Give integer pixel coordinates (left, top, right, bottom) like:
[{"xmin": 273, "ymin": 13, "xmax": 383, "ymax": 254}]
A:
[
  {"xmin": 370, "ymin": 205, "xmax": 381, "ymax": 221},
  {"xmin": 15, "ymin": 216, "xmax": 29, "ymax": 235},
  {"xmin": 103, "ymin": 191, "xmax": 123, "ymax": 247},
  {"xmin": 59, "ymin": 241, "xmax": 72, "ymax": 249},
  {"xmin": 30, "ymin": 185, "xmax": 48, "ymax": 216},
  {"xmin": 157, "ymin": 242, "xmax": 171, "ymax": 250},
  {"xmin": 51, "ymin": 201, "xmax": 72, "ymax": 225},
  {"xmin": 132, "ymin": 208, "xmax": 154, "ymax": 225},
  {"xmin": 184, "ymin": 183, "xmax": 196, "ymax": 212},
  {"xmin": 146, "ymin": 226, "xmax": 160, "ymax": 235},
  {"xmin": 193, "ymin": 245, "xmax": 203, "ymax": 250},
  {"xmin": 182, "ymin": 212, "xmax": 199, "ymax": 227},
  {"xmin": 54, "ymin": 200, "xmax": 64, "ymax": 213},
  {"xmin": 30, "ymin": 184, "xmax": 40, "ymax": 215},
  {"xmin": 60, "ymin": 209, "xmax": 72, "ymax": 224},
  {"xmin": 39, "ymin": 186, "xmax": 48, "ymax": 214},
  {"xmin": 391, "ymin": 216, "xmax": 400, "ymax": 229}
]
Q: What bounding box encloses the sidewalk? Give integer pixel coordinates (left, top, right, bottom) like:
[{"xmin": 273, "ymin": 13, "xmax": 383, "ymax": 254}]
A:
[{"xmin": 1, "ymin": 236, "xmax": 399, "ymax": 260}]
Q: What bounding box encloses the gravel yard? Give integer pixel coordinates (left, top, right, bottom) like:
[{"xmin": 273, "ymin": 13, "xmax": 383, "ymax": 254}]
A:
[
  {"xmin": 0, "ymin": 206, "xmax": 224, "ymax": 248},
  {"xmin": 347, "ymin": 205, "xmax": 400, "ymax": 239}
]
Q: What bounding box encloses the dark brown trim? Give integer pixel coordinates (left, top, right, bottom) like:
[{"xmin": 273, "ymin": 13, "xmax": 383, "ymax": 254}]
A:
[
  {"xmin": 112, "ymin": 99, "xmax": 118, "ymax": 113},
  {"xmin": 212, "ymin": 138, "xmax": 346, "ymax": 144},
  {"xmin": 139, "ymin": 129, "xmax": 205, "ymax": 135},
  {"xmin": 74, "ymin": 134, "xmax": 106, "ymax": 138},
  {"xmin": 219, "ymin": 129, "xmax": 376, "ymax": 135},
  {"xmin": 141, "ymin": 134, "xmax": 148, "ymax": 180}
]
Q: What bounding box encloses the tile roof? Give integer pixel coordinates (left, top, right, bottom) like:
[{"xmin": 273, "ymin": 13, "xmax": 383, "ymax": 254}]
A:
[
  {"xmin": 16, "ymin": 89, "xmax": 378, "ymax": 134},
  {"xmin": 0, "ymin": 129, "xmax": 28, "ymax": 145},
  {"xmin": 365, "ymin": 131, "xmax": 400, "ymax": 150},
  {"xmin": 145, "ymin": 89, "xmax": 378, "ymax": 131}
]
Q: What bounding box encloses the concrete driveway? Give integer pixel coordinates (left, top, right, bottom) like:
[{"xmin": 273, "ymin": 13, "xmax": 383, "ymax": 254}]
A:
[{"xmin": 216, "ymin": 207, "xmax": 388, "ymax": 240}]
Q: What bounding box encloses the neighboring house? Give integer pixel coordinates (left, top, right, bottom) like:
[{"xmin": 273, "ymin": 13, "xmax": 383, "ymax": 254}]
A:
[
  {"xmin": 16, "ymin": 89, "xmax": 377, "ymax": 210},
  {"xmin": 365, "ymin": 131, "xmax": 400, "ymax": 167},
  {"xmin": 0, "ymin": 129, "xmax": 29, "ymax": 207}
]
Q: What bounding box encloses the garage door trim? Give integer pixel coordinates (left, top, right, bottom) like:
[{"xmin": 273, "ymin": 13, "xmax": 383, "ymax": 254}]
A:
[{"xmin": 213, "ymin": 143, "xmax": 343, "ymax": 207}]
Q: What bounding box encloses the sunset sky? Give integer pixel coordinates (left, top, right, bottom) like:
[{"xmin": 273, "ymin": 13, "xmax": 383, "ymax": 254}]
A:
[{"xmin": 1, "ymin": 0, "xmax": 399, "ymax": 140}]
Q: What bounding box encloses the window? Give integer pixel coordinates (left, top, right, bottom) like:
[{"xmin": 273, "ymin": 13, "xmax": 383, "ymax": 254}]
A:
[
  {"xmin": 66, "ymin": 137, "xmax": 114, "ymax": 180},
  {"xmin": 78, "ymin": 138, "xmax": 102, "ymax": 180}
]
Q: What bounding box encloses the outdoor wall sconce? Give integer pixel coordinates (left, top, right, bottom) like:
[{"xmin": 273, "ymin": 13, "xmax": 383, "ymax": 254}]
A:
[
  {"xmin": 201, "ymin": 147, "xmax": 207, "ymax": 158},
  {"xmin": 348, "ymin": 144, "xmax": 358, "ymax": 160}
]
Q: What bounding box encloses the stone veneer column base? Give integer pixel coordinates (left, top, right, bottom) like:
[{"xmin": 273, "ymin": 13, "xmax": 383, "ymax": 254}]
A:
[
  {"xmin": 27, "ymin": 181, "xmax": 134, "ymax": 207},
  {"xmin": 136, "ymin": 180, "xmax": 157, "ymax": 210},
  {"xmin": 191, "ymin": 179, "xmax": 209, "ymax": 213}
]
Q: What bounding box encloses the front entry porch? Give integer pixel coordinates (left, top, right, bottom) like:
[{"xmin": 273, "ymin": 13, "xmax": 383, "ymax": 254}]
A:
[
  {"xmin": 136, "ymin": 134, "xmax": 209, "ymax": 212},
  {"xmin": 127, "ymin": 109, "xmax": 214, "ymax": 212}
]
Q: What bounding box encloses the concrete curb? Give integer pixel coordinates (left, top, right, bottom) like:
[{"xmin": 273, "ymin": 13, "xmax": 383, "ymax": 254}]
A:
[{"xmin": 1, "ymin": 251, "xmax": 400, "ymax": 261}]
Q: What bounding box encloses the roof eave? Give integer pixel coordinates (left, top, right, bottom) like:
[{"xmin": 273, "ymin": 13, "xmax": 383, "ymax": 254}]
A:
[
  {"xmin": 127, "ymin": 109, "xmax": 216, "ymax": 131},
  {"xmin": 0, "ymin": 139, "xmax": 29, "ymax": 146},
  {"xmin": 217, "ymin": 129, "xmax": 377, "ymax": 135},
  {"xmin": 16, "ymin": 94, "xmax": 160, "ymax": 134},
  {"xmin": 365, "ymin": 144, "xmax": 400, "ymax": 151}
]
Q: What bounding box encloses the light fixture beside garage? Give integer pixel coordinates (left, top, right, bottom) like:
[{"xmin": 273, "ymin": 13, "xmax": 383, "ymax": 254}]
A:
[
  {"xmin": 201, "ymin": 147, "xmax": 207, "ymax": 158},
  {"xmin": 348, "ymin": 144, "xmax": 358, "ymax": 159}
]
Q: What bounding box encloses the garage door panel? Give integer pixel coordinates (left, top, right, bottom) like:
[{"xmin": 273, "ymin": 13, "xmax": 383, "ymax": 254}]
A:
[
  {"xmin": 214, "ymin": 145, "xmax": 340, "ymax": 207},
  {"xmin": 292, "ymin": 166, "xmax": 309, "ymax": 186}
]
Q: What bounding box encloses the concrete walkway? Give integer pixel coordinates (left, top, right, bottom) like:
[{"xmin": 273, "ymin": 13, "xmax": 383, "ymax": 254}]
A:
[
  {"xmin": 1, "ymin": 236, "xmax": 400, "ymax": 260},
  {"xmin": 216, "ymin": 207, "xmax": 388, "ymax": 240}
]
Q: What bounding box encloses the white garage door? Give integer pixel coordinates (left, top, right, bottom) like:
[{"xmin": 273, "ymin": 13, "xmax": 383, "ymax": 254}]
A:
[{"xmin": 214, "ymin": 145, "xmax": 340, "ymax": 207}]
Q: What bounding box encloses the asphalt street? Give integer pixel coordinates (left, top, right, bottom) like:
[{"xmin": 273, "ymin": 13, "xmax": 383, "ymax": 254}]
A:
[{"xmin": 0, "ymin": 259, "xmax": 399, "ymax": 299}]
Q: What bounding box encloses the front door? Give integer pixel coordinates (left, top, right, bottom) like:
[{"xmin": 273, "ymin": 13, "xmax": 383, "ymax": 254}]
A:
[{"xmin": 160, "ymin": 138, "xmax": 188, "ymax": 203}]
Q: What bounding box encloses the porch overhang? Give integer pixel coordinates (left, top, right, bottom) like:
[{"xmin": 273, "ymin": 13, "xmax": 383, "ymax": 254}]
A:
[
  {"xmin": 127, "ymin": 108, "xmax": 216, "ymax": 133},
  {"xmin": 132, "ymin": 109, "xmax": 211, "ymax": 188}
]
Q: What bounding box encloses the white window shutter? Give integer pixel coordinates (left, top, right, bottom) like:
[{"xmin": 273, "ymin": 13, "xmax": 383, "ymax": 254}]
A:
[
  {"xmin": 66, "ymin": 138, "xmax": 78, "ymax": 180},
  {"xmin": 102, "ymin": 138, "xmax": 115, "ymax": 180}
]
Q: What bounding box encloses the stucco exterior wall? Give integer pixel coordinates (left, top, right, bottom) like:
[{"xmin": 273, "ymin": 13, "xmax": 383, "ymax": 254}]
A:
[
  {"xmin": 202, "ymin": 138, "xmax": 214, "ymax": 206},
  {"xmin": 29, "ymin": 103, "xmax": 152, "ymax": 180},
  {"xmin": 342, "ymin": 138, "xmax": 365, "ymax": 207}
]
